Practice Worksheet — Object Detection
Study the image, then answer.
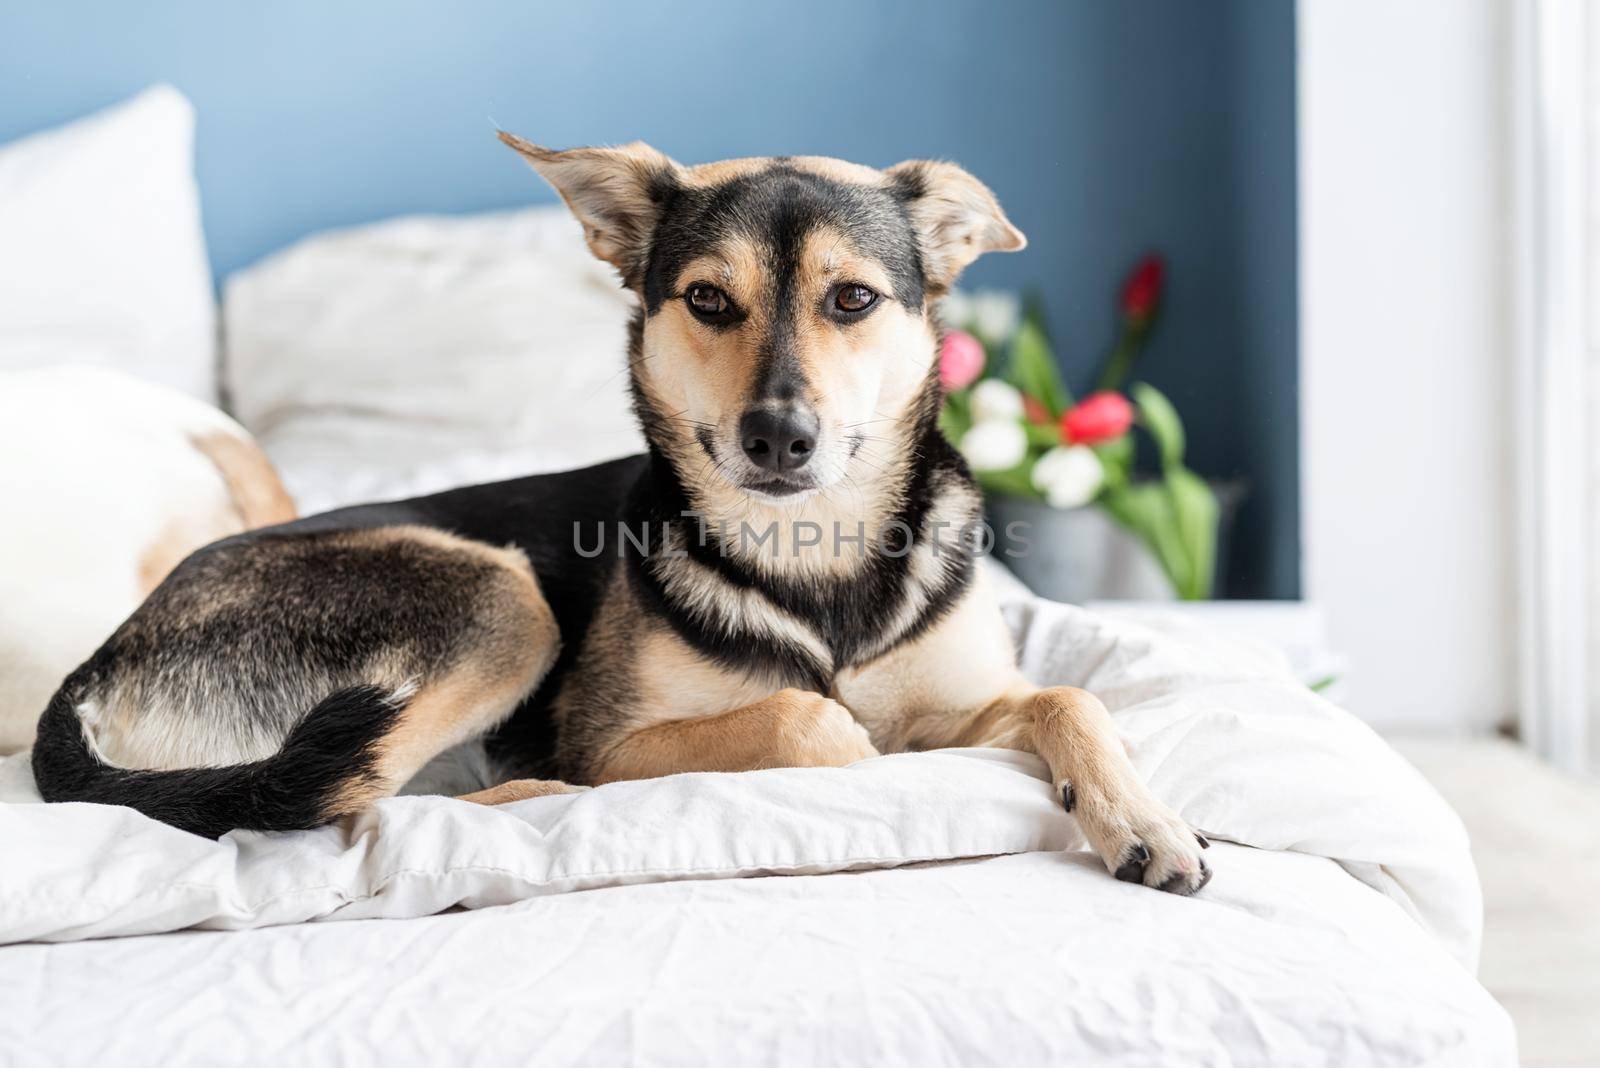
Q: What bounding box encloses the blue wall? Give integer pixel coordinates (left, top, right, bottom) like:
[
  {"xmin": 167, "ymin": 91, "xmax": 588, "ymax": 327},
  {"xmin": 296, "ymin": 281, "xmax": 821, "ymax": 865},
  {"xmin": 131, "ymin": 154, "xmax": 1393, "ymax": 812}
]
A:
[{"xmin": 0, "ymin": 0, "xmax": 1297, "ymax": 598}]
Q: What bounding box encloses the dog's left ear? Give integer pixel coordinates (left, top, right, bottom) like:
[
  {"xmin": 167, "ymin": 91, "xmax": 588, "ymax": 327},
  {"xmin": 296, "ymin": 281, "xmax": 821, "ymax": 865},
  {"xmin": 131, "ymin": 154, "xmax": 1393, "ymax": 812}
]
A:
[
  {"xmin": 885, "ymin": 160, "xmax": 1026, "ymax": 295},
  {"xmin": 499, "ymin": 132, "xmax": 683, "ymax": 288}
]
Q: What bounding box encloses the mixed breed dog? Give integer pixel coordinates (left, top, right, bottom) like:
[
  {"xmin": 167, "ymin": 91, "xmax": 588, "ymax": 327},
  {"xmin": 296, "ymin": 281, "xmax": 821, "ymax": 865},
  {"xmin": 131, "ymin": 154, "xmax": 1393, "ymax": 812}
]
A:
[{"xmin": 33, "ymin": 134, "xmax": 1211, "ymax": 895}]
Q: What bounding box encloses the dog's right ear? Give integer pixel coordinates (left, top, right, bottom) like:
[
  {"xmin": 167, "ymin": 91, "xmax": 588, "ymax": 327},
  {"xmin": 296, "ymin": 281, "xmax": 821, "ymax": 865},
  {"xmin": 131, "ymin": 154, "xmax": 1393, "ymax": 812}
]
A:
[
  {"xmin": 884, "ymin": 159, "xmax": 1026, "ymax": 296},
  {"xmin": 499, "ymin": 132, "xmax": 682, "ymax": 288}
]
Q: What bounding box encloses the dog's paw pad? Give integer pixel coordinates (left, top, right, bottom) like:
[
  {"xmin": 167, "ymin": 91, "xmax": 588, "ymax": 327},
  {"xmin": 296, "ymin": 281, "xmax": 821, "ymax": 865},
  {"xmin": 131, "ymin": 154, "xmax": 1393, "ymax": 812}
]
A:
[
  {"xmin": 1113, "ymin": 842, "xmax": 1150, "ymax": 883},
  {"xmin": 1060, "ymin": 782, "xmax": 1076, "ymax": 812}
]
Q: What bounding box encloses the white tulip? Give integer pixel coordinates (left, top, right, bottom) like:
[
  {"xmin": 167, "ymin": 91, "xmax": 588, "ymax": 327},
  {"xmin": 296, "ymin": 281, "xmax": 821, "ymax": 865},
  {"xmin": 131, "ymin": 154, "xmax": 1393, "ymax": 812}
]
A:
[
  {"xmin": 939, "ymin": 289, "xmax": 974, "ymax": 330},
  {"xmin": 961, "ymin": 419, "xmax": 1028, "ymax": 472},
  {"xmin": 970, "ymin": 378, "xmax": 1025, "ymax": 423},
  {"xmin": 970, "ymin": 289, "xmax": 1021, "ymax": 342},
  {"xmin": 1031, "ymin": 445, "xmax": 1104, "ymax": 508}
]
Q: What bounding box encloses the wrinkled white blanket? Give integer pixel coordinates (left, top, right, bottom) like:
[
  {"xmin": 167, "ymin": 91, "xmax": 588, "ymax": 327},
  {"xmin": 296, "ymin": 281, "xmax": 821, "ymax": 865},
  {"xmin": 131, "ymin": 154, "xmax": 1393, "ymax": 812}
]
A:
[{"xmin": 1, "ymin": 594, "xmax": 1481, "ymax": 974}]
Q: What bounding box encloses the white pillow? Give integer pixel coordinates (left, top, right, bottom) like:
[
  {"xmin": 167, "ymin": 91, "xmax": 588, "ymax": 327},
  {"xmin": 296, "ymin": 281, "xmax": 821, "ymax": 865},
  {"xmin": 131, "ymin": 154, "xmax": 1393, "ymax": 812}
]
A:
[
  {"xmin": 0, "ymin": 85, "xmax": 217, "ymax": 401},
  {"xmin": 223, "ymin": 208, "xmax": 644, "ymax": 500}
]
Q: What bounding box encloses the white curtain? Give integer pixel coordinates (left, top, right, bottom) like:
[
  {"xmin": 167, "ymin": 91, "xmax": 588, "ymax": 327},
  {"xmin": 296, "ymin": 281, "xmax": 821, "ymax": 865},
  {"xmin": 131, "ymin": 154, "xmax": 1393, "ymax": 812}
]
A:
[
  {"xmin": 1517, "ymin": 0, "xmax": 1599, "ymax": 774},
  {"xmin": 1586, "ymin": 3, "xmax": 1600, "ymax": 775}
]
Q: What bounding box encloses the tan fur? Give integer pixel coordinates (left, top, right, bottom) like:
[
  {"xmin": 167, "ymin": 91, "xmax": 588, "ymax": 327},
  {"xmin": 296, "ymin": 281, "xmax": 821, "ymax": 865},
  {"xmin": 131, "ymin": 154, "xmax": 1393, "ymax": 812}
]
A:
[
  {"xmin": 683, "ymin": 156, "xmax": 884, "ymax": 188},
  {"xmin": 457, "ymin": 779, "xmax": 585, "ymax": 805},
  {"xmin": 593, "ymin": 687, "xmax": 877, "ymax": 783},
  {"xmin": 629, "ymin": 628, "xmax": 789, "ymax": 728},
  {"xmin": 883, "ymin": 159, "xmax": 1027, "ymax": 293},
  {"xmin": 189, "ymin": 430, "xmax": 298, "ymax": 531},
  {"xmin": 499, "ymin": 133, "xmax": 682, "ymax": 279}
]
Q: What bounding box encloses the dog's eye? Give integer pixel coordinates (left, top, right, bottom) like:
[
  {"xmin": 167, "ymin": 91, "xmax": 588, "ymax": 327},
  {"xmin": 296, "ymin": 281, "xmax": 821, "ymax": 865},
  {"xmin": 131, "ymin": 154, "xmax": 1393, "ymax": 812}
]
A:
[
  {"xmin": 835, "ymin": 284, "xmax": 877, "ymax": 314},
  {"xmin": 686, "ymin": 284, "xmax": 729, "ymax": 319}
]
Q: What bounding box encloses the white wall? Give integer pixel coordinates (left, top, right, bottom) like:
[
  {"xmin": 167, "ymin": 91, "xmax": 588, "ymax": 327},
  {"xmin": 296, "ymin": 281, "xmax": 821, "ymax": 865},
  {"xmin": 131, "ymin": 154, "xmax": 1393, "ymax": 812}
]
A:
[{"xmin": 1298, "ymin": 0, "xmax": 1515, "ymax": 732}]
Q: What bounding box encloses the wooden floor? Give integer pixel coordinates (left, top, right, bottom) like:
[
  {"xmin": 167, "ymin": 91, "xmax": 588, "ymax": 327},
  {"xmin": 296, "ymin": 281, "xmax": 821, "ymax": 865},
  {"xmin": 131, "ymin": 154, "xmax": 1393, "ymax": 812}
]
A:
[{"xmin": 1391, "ymin": 736, "xmax": 1600, "ymax": 1066}]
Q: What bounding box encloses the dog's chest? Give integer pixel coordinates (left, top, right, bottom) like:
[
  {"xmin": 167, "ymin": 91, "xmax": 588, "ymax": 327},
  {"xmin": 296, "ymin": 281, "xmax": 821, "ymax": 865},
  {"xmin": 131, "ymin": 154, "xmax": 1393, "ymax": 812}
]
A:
[{"xmin": 637, "ymin": 526, "xmax": 974, "ymax": 690}]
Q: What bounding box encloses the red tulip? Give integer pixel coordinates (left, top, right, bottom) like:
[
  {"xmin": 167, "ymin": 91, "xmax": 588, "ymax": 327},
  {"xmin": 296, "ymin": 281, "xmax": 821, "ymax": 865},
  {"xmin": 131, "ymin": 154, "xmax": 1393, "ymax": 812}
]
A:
[
  {"xmin": 1121, "ymin": 254, "xmax": 1165, "ymax": 324},
  {"xmin": 938, "ymin": 330, "xmax": 985, "ymax": 391},
  {"xmin": 1062, "ymin": 391, "xmax": 1134, "ymax": 445}
]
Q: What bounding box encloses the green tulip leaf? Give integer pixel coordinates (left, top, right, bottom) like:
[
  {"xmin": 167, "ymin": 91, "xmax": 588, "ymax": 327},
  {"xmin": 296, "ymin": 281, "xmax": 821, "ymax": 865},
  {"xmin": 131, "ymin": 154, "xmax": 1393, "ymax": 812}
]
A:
[
  {"xmin": 1100, "ymin": 482, "xmax": 1192, "ymax": 598},
  {"xmin": 1008, "ymin": 319, "xmax": 1073, "ymax": 419},
  {"xmin": 1131, "ymin": 381, "xmax": 1185, "ymax": 469},
  {"xmin": 1164, "ymin": 465, "xmax": 1218, "ymax": 599},
  {"xmin": 1023, "ymin": 421, "xmax": 1062, "ymax": 450},
  {"xmin": 1092, "ymin": 434, "xmax": 1134, "ymax": 488},
  {"xmin": 1098, "ymin": 464, "xmax": 1218, "ymax": 601}
]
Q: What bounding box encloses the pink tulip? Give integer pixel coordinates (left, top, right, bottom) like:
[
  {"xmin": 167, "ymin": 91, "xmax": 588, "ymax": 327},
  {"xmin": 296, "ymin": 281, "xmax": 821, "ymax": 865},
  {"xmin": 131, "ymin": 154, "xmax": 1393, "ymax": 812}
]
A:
[{"xmin": 938, "ymin": 330, "xmax": 985, "ymax": 391}]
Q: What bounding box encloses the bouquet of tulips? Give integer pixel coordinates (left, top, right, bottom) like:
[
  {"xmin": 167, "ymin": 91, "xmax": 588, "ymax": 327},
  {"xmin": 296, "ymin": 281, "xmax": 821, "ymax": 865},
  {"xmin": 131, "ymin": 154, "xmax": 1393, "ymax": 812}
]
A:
[{"xmin": 938, "ymin": 257, "xmax": 1219, "ymax": 600}]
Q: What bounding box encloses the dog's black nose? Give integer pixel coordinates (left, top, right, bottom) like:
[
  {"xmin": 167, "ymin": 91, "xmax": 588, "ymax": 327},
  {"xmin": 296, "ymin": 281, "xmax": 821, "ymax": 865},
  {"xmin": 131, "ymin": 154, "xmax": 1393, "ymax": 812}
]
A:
[{"xmin": 740, "ymin": 408, "xmax": 818, "ymax": 472}]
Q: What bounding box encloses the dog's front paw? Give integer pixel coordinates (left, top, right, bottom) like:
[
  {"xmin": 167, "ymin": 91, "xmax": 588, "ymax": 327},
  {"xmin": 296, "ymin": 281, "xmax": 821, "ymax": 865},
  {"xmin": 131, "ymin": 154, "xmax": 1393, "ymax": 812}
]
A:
[
  {"xmin": 1062, "ymin": 781, "xmax": 1211, "ymax": 896},
  {"xmin": 772, "ymin": 689, "xmax": 880, "ymax": 767}
]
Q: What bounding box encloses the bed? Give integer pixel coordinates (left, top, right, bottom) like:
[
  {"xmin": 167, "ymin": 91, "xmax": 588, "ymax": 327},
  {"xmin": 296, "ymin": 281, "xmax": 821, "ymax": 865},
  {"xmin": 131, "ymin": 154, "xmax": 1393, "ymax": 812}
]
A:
[
  {"xmin": 1, "ymin": 562, "xmax": 1514, "ymax": 1064},
  {"xmin": 0, "ymin": 92, "xmax": 1515, "ymax": 1065}
]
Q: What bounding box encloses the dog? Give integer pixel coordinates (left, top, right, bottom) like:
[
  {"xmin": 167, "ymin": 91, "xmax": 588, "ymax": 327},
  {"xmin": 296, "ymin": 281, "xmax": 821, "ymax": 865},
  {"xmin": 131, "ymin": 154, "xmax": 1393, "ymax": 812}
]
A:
[{"xmin": 32, "ymin": 134, "xmax": 1211, "ymax": 895}]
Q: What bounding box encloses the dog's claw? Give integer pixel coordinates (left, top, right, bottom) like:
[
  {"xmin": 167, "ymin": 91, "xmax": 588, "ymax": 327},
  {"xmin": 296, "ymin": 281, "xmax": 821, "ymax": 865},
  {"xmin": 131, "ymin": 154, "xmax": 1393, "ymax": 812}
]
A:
[
  {"xmin": 1114, "ymin": 843, "xmax": 1150, "ymax": 883},
  {"xmin": 1061, "ymin": 783, "xmax": 1075, "ymax": 812},
  {"xmin": 1195, "ymin": 831, "xmax": 1210, "ymax": 849}
]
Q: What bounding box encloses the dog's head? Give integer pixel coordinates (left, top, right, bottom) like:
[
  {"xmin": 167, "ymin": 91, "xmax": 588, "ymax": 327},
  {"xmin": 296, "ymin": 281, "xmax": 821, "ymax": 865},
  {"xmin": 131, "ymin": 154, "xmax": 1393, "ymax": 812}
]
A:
[{"xmin": 503, "ymin": 134, "xmax": 1023, "ymax": 508}]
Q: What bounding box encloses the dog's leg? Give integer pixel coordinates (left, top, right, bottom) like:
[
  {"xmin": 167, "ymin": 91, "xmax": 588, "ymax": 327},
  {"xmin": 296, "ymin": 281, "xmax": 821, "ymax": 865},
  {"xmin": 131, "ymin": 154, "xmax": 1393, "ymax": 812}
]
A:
[
  {"xmin": 592, "ymin": 688, "xmax": 879, "ymax": 784},
  {"xmin": 459, "ymin": 685, "xmax": 878, "ymax": 802},
  {"xmin": 319, "ymin": 535, "xmax": 564, "ymax": 818},
  {"xmin": 948, "ymin": 685, "xmax": 1210, "ymax": 894},
  {"xmin": 457, "ymin": 779, "xmax": 586, "ymax": 805},
  {"xmin": 834, "ymin": 570, "xmax": 1209, "ymax": 894}
]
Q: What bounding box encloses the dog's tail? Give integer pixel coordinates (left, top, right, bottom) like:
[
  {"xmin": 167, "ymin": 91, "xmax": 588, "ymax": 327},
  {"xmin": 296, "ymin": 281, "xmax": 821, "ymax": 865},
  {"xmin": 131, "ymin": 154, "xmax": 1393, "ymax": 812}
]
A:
[{"xmin": 31, "ymin": 671, "xmax": 407, "ymax": 839}]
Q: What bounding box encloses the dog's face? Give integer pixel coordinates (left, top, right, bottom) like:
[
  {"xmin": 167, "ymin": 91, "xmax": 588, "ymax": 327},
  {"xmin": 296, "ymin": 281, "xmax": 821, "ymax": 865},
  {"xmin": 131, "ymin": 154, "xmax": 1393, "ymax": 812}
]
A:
[{"xmin": 503, "ymin": 135, "xmax": 1023, "ymax": 506}]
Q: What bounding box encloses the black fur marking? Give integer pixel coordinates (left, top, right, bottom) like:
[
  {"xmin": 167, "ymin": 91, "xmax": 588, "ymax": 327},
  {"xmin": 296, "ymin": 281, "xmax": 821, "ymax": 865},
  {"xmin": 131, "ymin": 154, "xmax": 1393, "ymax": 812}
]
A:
[
  {"xmin": 641, "ymin": 165, "xmax": 926, "ymax": 319},
  {"xmin": 646, "ymin": 168, "xmax": 680, "ymax": 208},
  {"xmin": 619, "ymin": 451, "xmax": 832, "ymax": 691},
  {"xmin": 887, "ymin": 163, "xmax": 929, "ymax": 202},
  {"xmin": 693, "ymin": 426, "xmax": 717, "ymax": 461},
  {"xmin": 33, "ymin": 669, "xmax": 403, "ymax": 840},
  {"xmin": 749, "ymin": 314, "xmax": 808, "ymax": 404}
]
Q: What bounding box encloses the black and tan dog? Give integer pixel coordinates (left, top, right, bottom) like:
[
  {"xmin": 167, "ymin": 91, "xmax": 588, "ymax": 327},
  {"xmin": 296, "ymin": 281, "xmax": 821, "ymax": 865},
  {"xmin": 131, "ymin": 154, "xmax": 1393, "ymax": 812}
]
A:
[{"xmin": 33, "ymin": 135, "xmax": 1210, "ymax": 895}]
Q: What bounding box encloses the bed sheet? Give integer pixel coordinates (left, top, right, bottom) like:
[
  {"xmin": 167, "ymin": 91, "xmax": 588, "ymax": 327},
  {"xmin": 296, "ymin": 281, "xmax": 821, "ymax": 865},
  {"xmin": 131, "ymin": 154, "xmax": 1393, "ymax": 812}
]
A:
[{"xmin": 0, "ymin": 847, "xmax": 1513, "ymax": 1066}]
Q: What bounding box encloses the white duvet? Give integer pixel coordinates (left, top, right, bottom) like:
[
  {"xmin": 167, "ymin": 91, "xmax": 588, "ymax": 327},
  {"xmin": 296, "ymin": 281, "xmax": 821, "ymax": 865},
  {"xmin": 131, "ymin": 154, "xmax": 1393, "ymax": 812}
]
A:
[{"xmin": 0, "ymin": 588, "xmax": 1513, "ymax": 1064}]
